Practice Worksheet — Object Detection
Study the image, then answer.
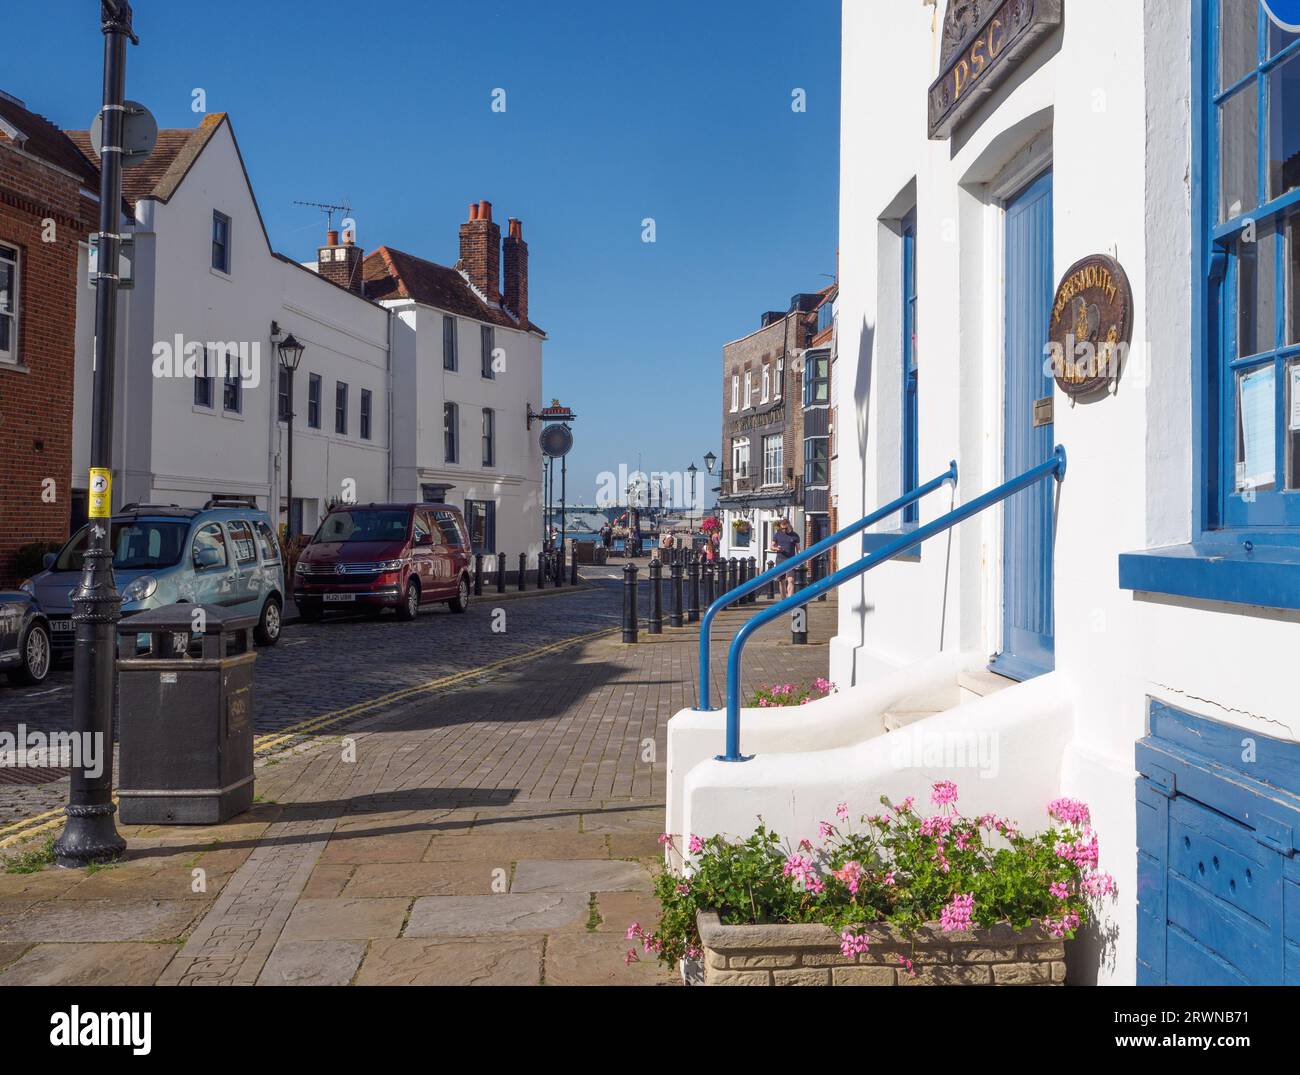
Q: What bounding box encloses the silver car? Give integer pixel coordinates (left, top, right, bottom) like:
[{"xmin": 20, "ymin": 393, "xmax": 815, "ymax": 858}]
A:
[{"xmin": 22, "ymin": 501, "xmax": 286, "ymax": 660}]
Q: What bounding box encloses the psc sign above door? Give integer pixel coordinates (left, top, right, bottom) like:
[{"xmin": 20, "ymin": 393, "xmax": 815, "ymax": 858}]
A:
[{"xmin": 1263, "ymin": 1, "xmax": 1300, "ymax": 33}]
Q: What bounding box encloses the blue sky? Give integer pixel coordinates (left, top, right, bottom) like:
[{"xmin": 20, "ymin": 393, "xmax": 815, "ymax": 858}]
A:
[{"xmin": 6, "ymin": 0, "xmax": 841, "ymax": 504}]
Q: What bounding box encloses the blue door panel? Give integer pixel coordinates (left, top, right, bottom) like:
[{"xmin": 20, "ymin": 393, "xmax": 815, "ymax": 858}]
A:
[
  {"xmin": 1166, "ymin": 925, "xmax": 1252, "ymax": 985},
  {"xmin": 994, "ymin": 170, "xmax": 1055, "ymax": 681},
  {"xmin": 1168, "ymin": 799, "xmax": 1274, "ymax": 924},
  {"xmin": 1136, "ymin": 701, "xmax": 1300, "ymax": 985}
]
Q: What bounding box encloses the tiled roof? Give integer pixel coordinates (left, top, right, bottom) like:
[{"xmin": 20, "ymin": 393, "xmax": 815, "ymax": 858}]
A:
[
  {"xmin": 65, "ymin": 113, "xmax": 227, "ymax": 210},
  {"xmin": 0, "ymin": 94, "xmax": 99, "ymax": 187},
  {"xmin": 363, "ymin": 246, "xmax": 544, "ymax": 336}
]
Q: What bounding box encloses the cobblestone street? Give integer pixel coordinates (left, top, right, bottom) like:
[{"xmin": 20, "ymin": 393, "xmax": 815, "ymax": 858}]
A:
[{"xmin": 0, "ymin": 580, "xmax": 838, "ymax": 986}]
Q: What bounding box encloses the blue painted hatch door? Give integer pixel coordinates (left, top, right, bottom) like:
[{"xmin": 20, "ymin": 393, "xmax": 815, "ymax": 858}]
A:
[{"xmin": 1136, "ymin": 702, "xmax": 1300, "ymax": 985}]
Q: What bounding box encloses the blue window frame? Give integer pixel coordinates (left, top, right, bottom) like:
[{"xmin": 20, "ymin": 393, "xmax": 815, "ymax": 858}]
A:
[
  {"xmin": 901, "ymin": 211, "xmax": 919, "ymax": 524},
  {"xmin": 1204, "ymin": 1, "xmax": 1300, "ymax": 533}
]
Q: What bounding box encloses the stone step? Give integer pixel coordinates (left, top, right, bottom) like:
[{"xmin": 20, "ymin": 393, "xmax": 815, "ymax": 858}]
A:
[
  {"xmin": 958, "ymin": 667, "xmax": 1017, "ymax": 704},
  {"xmin": 881, "ymin": 685, "xmax": 962, "ymax": 733}
]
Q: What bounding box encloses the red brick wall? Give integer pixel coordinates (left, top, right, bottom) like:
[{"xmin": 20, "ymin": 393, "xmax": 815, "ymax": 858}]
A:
[
  {"xmin": 0, "ymin": 144, "xmax": 94, "ymax": 585},
  {"xmin": 458, "ymin": 202, "xmax": 501, "ymax": 303}
]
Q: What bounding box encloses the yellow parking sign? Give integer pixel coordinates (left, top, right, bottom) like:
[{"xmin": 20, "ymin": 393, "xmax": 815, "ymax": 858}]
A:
[{"xmin": 89, "ymin": 468, "xmax": 112, "ymax": 519}]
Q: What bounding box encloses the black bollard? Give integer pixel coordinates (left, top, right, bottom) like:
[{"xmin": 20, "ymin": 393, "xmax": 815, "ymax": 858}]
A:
[
  {"xmin": 518, "ymin": 552, "xmax": 527, "ymax": 592},
  {"xmin": 767, "ymin": 557, "xmax": 778, "ymax": 601},
  {"xmin": 670, "ymin": 562, "xmax": 684, "ymax": 628},
  {"xmin": 537, "ymin": 552, "xmax": 546, "ymax": 589},
  {"xmin": 746, "ymin": 557, "xmax": 757, "ymax": 604},
  {"xmin": 570, "ymin": 553, "xmax": 579, "ymax": 586},
  {"xmin": 792, "ymin": 563, "xmax": 809, "ymax": 645},
  {"xmin": 622, "ymin": 563, "xmax": 639, "ymax": 644},
  {"xmin": 687, "ymin": 555, "xmax": 700, "ymax": 623},
  {"xmin": 816, "ymin": 552, "xmax": 828, "ymax": 601},
  {"xmin": 728, "ymin": 557, "xmax": 737, "ymax": 594},
  {"xmin": 497, "ymin": 552, "xmax": 506, "ymax": 594},
  {"xmin": 648, "ymin": 559, "xmax": 663, "ymax": 634},
  {"xmin": 474, "ymin": 553, "xmax": 484, "ymax": 596}
]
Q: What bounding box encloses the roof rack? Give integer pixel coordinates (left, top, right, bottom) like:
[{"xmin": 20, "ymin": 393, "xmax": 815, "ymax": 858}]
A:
[{"xmin": 203, "ymin": 497, "xmax": 258, "ymax": 510}]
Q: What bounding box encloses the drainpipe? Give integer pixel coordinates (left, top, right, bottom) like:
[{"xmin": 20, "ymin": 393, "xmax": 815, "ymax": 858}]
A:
[{"xmin": 386, "ymin": 307, "xmax": 395, "ymax": 500}]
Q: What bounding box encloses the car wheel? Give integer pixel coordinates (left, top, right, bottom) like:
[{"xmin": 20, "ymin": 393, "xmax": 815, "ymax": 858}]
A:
[
  {"xmin": 255, "ymin": 596, "xmax": 282, "ymax": 646},
  {"xmin": 449, "ymin": 574, "xmax": 470, "ymax": 614},
  {"xmin": 11, "ymin": 622, "xmax": 51, "ymax": 685},
  {"xmin": 298, "ymin": 601, "xmax": 323, "ymax": 623},
  {"xmin": 396, "ymin": 580, "xmax": 420, "ymax": 621}
]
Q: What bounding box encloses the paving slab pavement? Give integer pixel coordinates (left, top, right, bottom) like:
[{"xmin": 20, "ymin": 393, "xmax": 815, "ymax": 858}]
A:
[{"xmin": 0, "ymin": 593, "xmax": 838, "ymax": 986}]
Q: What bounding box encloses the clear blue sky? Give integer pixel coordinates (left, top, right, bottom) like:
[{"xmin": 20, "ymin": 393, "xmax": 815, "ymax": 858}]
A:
[{"xmin": 6, "ymin": 0, "xmax": 841, "ymax": 504}]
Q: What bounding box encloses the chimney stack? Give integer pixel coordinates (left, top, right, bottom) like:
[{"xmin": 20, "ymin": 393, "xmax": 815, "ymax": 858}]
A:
[
  {"xmin": 503, "ymin": 218, "xmax": 529, "ymax": 325},
  {"xmin": 458, "ymin": 198, "xmax": 500, "ymax": 303},
  {"xmin": 317, "ymin": 226, "xmax": 365, "ymax": 297}
]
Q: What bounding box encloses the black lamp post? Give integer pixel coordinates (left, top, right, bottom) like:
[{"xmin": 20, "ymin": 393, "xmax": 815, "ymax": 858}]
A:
[
  {"xmin": 55, "ymin": 0, "xmax": 138, "ymax": 868},
  {"xmin": 687, "ymin": 462, "xmax": 699, "ymax": 533},
  {"xmin": 277, "ymin": 333, "xmax": 305, "ymax": 536}
]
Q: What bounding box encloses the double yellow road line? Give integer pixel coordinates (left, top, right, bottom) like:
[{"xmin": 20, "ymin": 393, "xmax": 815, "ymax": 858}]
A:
[{"xmin": 0, "ymin": 625, "xmax": 617, "ymax": 851}]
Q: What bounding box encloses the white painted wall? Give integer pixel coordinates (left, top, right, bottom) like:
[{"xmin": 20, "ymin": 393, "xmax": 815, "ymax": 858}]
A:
[
  {"xmin": 675, "ymin": 0, "xmax": 1300, "ymax": 986},
  {"xmin": 385, "ymin": 299, "xmax": 543, "ymax": 559},
  {"xmin": 118, "ymin": 121, "xmax": 390, "ymax": 527}
]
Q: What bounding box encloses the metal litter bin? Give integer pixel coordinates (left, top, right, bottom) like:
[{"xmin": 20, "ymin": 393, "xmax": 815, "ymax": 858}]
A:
[{"xmin": 116, "ymin": 604, "xmax": 256, "ymax": 825}]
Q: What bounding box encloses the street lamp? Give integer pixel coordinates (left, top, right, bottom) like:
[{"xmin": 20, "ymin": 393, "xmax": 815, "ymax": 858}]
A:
[
  {"xmin": 687, "ymin": 462, "xmax": 699, "ymax": 534},
  {"xmin": 277, "ymin": 333, "xmax": 305, "ymax": 537},
  {"xmin": 55, "ymin": 0, "xmax": 139, "ymax": 868}
]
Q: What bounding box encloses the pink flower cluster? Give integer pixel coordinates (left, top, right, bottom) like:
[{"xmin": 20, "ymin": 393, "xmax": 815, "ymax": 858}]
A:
[
  {"xmin": 832, "ymin": 860, "xmax": 863, "ymax": 895},
  {"xmin": 940, "ymin": 892, "xmax": 975, "ymax": 933},
  {"xmin": 931, "ymin": 780, "xmax": 959, "ymax": 808},
  {"xmin": 625, "ymin": 921, "xmax": 664, "ymax": 963},
  {"xmin": 782, "ymin": 854, "xmax": 824, "ymax": 894},
  {"xmin": 1047, "ymin": 797, "xmax": 1092, "ymax": 828},
  {"xmin": 840, "ymin": 931, "xmax": 871, "ymax": 957},
  {"xmin": 687, "ymin": 834, "xmax": 705, "ymax": 855},
  {"xmin": 1054, "ymin": 831, "xmax": 1099, "ymax": 871},
  {"xmin": 1044, "ymin": 911, "xmax": 1081, "ymax": 938}
]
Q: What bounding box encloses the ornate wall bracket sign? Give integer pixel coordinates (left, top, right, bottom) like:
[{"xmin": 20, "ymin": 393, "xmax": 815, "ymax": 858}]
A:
[
  {"xmin": 927, "ymin": 0, "xmax": 1064, "ymax": 140},
  {"xmin": 1048, "ymin": 254, "xmax": 1134, "ymax": 400}
]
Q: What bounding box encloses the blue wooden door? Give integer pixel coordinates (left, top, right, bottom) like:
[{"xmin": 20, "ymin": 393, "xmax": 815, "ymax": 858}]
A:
[
  {"xmin": 1137, "ymin": 703, "xmax": 1300, "ymax": 985},
  {"xmin": 994, "ymin": 171, "xmax": 1055, "ymax": 681}
]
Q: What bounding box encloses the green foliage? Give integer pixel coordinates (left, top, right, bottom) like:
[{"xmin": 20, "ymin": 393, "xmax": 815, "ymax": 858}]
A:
[
  {"xmin": 628, "ymin": 788, "xmax": 1114, "ymax": 969},
  {"xmin": 3, "ymin": 837, "xmax": 56, "ymax": 875}
]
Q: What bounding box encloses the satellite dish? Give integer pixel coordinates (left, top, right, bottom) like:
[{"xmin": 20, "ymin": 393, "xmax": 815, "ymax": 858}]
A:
[{"xmin": 89, "ymin": 100, "xmax": 158, "ymax": 169}]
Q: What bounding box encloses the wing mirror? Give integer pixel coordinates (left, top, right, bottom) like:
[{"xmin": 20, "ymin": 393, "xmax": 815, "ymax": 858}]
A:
[{"xmin": 194, "ymin": 547, "xmax": 223, "ymax": 569}]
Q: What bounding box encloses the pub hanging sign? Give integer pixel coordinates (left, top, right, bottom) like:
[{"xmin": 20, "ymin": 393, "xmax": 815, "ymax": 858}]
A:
[
  {"xmin": 1047, "ymin": 254, "xmax": 1134, "ymax": 401},
  {"xmin": 928, "ymin": 0, "xmax": 1064, "ymax": 140}
]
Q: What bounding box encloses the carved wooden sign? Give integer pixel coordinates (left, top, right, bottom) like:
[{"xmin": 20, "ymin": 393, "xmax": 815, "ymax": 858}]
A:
[
  {"xmin": 1047, "ymin": 254, "xmax": 1133, "ymax": 400},
  {"xmin": 928, "ymin": 0, "xmax": 1064, "ymax": 140}
]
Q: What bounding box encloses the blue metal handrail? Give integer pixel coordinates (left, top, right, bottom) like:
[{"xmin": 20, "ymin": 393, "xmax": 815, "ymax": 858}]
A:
[
  {"xmin": 716, "ymin": 446, "xmax": 1067, "ymax": 762},
  {"xmin": 696, "ymin": 462, "xmax": 958, "ymax": 706}
]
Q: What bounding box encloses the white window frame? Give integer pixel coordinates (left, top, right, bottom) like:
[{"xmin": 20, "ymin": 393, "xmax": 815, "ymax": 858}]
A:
[
  {"xmin": 744, "ymin": 371, "xmax": 753, "ymax": 409},
  {"xmin": 732, "ymin": 436, "xmax": 750, "ymax": 491},
  {"xmin": 731, "ymin": 374, "xmax": 739, "ymax": 413},
  {"xmin": 775, "ymin": 357, "xmax": 784, "ymax": 398},
  {"xmin": 0, "ymin": 242, "xmax": 19, "ymax": 365},
  {"xmin": 762, "ymin": 433, "xmax": 783, "ymax": 487},
  {"xmin": 761, "ymin": 363, "xmax": 771, "ymax": 403}
]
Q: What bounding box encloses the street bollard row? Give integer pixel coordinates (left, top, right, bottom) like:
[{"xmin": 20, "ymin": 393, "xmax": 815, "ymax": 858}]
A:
[{"xmin": 470, "ymin": 551, "xmax": 583, "ymax": 594}]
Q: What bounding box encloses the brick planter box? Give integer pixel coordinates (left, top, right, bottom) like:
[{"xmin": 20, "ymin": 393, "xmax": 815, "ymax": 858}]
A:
[{"xmin": 696, "ymin": 911, "xmax": 1066, "ymax": 986}]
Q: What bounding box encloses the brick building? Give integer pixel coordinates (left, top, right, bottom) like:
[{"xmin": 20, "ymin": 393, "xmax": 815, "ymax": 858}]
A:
[
  {"xmin": 0, "ymin": 92, "xmax": 100, "ymax": 586},
  {"xmin": 716, "ymin": 291, "xmax": 828, "ymax": 562}
]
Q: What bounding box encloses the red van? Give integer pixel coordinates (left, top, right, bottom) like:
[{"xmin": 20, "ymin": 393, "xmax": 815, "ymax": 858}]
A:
[{"xmin": 293, "ymin": 503, "xmax": 473, "ymax": 622}]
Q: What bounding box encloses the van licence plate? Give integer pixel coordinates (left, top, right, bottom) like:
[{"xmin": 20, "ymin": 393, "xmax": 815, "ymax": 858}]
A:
[
  {"xmin": 51, "ymin": 620, "xmax": 74, "ymax": 633},
  {"xmin": 323, "ymin": 594, "xmax": 356, "ymax": 603}
]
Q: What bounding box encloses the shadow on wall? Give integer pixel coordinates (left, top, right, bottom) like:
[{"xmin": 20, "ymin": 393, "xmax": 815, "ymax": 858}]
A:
[{"xmin": 846, "ymin": 316, "xmax": 876, "ymax": 666}]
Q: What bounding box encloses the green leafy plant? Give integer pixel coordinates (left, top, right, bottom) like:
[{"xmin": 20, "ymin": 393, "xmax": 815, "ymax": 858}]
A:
[
  {"xmin": 626, "ymin": 784, "xmax": 1114, "ymax": 968},
  {"xmin": 748, "ymin": 678, "xmax": 837, "ymax": 708},
  {"xmin": 3, "ymin": 837, "xmax": 56, "ymax": 875}
]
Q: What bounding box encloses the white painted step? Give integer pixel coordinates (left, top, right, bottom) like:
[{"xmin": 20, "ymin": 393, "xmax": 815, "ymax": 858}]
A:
[
  {"xmin": 881, "ymin": 684, "xmax": 962, "ymax": 733},
  {"xmin": 958, "ymin": 667, "xmax": 1017, "ymax": 704}
]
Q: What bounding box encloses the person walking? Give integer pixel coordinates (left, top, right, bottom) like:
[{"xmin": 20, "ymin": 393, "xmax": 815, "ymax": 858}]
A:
[{"xmin": 771, "ymin": 518, "xmax": 801, "ymax": 597}]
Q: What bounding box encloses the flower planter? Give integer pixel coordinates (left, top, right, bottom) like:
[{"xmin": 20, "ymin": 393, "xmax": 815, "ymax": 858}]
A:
[{"xmin": 696, "ymin": 911, "xmax": 1066, "ymax": 986}]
